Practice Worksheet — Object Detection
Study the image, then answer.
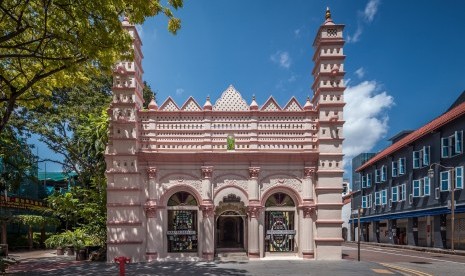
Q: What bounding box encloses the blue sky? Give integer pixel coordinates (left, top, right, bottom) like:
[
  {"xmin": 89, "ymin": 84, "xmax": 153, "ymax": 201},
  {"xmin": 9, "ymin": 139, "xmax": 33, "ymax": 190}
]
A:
[{"xmin": 36, "ymin": 0, "xmax": 465, "ymax": 175}]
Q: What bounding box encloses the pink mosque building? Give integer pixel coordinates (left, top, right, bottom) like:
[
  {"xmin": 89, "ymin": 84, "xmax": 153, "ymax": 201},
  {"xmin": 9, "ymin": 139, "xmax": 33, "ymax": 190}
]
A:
[{"xmin": 106, "ymin": 9, "xmax": 346, "ymax": 262}]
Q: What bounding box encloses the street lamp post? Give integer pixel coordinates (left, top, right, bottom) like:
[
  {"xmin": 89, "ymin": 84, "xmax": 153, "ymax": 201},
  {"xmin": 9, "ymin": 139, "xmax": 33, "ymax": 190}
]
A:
[
  {"xmin": 428, "ymin": 163, "xmax": 455, "ymax": 251},
  {"xmin": 357, "ymin": 206, "xmax": 363, "ymax": 261}
]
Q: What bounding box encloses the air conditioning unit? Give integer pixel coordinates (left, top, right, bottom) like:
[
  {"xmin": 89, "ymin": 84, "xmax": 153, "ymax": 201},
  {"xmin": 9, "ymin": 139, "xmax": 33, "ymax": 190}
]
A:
[{"xmin": 435, "ymin": 188, "xmax": 440, "ymax": 199}]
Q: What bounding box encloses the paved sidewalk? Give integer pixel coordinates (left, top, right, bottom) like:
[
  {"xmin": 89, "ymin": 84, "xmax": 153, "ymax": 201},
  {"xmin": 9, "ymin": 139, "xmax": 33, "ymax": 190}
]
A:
[
  {"xmin": 349, "ymin": 241, "xmax": 465, "ymax": 256},
  {"xmin": 3, "ymin": 250, "xmax": 393, "ymax": 276}
]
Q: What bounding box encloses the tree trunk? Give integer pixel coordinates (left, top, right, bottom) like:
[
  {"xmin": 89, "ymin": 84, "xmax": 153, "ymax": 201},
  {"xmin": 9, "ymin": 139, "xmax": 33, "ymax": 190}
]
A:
[
  {"xmin": 28, "ymin": 225, "xmax": 33, "ymax": 250},
  {"xmin": 40, "ymin": 224, "xmax": 45, "ymax": 249},
  {"xmin": 1, "ymin": 222, "xmax": 6, "ymax": 244}
]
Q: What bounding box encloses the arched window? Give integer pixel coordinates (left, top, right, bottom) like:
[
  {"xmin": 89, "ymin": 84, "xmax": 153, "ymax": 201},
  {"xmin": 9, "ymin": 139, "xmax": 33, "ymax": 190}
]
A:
[
  {"xmin": 265, "ymin": 192, "xmax": 296, "ymax": 252},
  {"xmin": 167, "ymin": 192, "xmax": 198, "ymax": 252},
  {"xmin": 168, "ymin": 191, "xmax": 197, "ymax": 206},
  {"xmin": 265, "ymin": 192, "xmax": 295, "ymax": 207}
]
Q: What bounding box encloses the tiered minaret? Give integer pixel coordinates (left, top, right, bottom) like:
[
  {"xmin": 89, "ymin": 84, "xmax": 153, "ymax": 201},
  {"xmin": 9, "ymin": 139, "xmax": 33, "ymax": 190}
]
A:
[
  {"xmin": 312, "ymin": 8, "xmax": 345, "ymax": 260},
  {"xmin": 105, "ymin": 17, "xmax": 145, "ymax": 261}
]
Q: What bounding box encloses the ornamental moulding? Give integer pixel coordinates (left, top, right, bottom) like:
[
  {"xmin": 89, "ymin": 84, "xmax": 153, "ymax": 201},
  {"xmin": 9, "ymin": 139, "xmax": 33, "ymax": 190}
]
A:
[
  {"xmin": 247, "ymin": 205, "xmax": 263, "ymax": 218},
  {"xmin": 304, "ymin": 167, "xmax": 316, "ymax": 178},
  {"xmin": 200, "ymin": 204, "xmax": 215, "ymax": 218},
  {"xmin": 144, "ymin": 200, "xmax": 157, "ymax": 218},
  {"xmin": 248, "ymin": 167, "xmax": 260, "ymax": 179},
  {"xmin": 201, "ymin": 166, "xmax": 213, "ymax": 179},
  {"xmin": 147, "ymin": 167, "xmax": 157, "ymax": 179}
]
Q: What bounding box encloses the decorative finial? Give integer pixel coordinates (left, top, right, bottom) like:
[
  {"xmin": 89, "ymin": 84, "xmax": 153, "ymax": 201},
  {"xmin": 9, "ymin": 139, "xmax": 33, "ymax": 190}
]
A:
[
  {"xmin": 325, "ymin": 7, "xmax": 331, "ymax": 20},
  {"xmin": 252, "ymin": 94, "xmax": 256, "ymax": 100},
  {"xmin": 206, "ymin": 96, "xmax": 210, "ymax": 101}
]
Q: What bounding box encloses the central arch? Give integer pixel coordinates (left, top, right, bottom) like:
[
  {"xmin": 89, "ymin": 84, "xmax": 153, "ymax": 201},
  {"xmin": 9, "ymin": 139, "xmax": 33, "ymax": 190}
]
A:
[{"xmin": 216, "ymin": 210, "xmax": 245, "ymax": 250}]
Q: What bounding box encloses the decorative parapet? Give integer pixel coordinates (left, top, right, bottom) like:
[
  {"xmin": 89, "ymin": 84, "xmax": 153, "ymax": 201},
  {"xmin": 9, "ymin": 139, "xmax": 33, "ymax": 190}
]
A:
[
  {"xmin": 248, "ymin": 167, "xmax": 260, "ymax": 179},
  {"xmin": 201, "ymin": 166, "xmax": 213, "ymax": 179}
]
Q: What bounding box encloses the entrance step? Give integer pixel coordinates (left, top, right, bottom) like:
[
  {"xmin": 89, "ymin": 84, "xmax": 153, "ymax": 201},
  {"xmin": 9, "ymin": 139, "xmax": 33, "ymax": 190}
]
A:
[{"xmin": 216, "ymin": 251, "xmax": 248, "ymax": 262}]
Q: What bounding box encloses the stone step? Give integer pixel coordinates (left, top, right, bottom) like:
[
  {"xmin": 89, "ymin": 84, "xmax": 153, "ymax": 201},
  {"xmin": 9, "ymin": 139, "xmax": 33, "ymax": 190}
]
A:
[{"xmin": 216, "ymin": 251, "xmax": 248, "ymax": 261}]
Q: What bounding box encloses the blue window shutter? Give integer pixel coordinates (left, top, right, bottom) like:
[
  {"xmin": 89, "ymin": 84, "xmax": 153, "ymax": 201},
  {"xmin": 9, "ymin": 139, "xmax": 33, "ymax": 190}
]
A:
[
  {"xmin": 413, "ymin": 180, "xmax": 420, "ymax": 197},
  {"xmin": 413, "ymin": 151, "xmax": 420, "ymax": 169},
  {"xmin": 455, "ymin": 131, "xmax": 463, "ymax": 154},
  {"xmin": 392, "ymin": 187, "xmax": 398, "ymax": 202},
  {"xmin": 423, "ymin": 146, "xmax": 430, "ymax": 166},
  {"xmin": 440, "ymin": 171, "xmax": 450, "ymax": 191},
  {"xmin": 423, "ymin": 177, "xmax": 430, "ymax": 196},
  {"xmin": 399, "ymin": 158, "xmax": 406, "ymax": 175},
  {"xmin": 442, "ymin": 137, "xmax": 449, "ymax": 158},
  {"xmin": 456, "ymin": 167, "xmax": 463, "ymax": 189}
]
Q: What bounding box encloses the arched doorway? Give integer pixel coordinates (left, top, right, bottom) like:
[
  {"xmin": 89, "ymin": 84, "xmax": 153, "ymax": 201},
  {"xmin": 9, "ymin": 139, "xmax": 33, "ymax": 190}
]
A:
[
  {"xmin": 216, "ymin": 211, "xmax": 244, "ymax": 249},
  {"xmin": 264, "ymin": 192, "xmax": 296, "ymax": 252}
]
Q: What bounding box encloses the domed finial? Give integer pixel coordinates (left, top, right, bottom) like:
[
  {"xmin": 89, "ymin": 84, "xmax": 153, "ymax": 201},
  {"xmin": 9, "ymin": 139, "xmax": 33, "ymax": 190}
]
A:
[
  {"xmin": 325, "ymin": 7, "xmax": 331, "ymax": 20},
  {"xmin": 252, "ymin": 94, "xmax": 256, "ymax": 101}
]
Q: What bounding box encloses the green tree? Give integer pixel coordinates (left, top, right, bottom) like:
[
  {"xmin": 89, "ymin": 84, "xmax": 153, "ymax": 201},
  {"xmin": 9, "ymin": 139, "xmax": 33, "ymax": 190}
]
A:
[
  {"xmin": 14, "ymin": 215, "xmax": 60, "ymax": 250},
  {"xmin": 0, "ymin": 126, "xmax": 35, "ymax": 193},
  {"xmin": 0, "ymin": 0, "xmax": 183, "ymax": 133},
  {"xmin": 143, "ymin": 81, "xmax": 157, "ymax": 109},
  {"xmin": 46, "ymin": 191, "xmax": 79, "ymax": 230}
]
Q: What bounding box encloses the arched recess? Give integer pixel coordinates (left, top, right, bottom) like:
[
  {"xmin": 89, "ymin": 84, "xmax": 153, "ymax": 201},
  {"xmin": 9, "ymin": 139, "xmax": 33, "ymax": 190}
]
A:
[
  {"xmin": 262, "ymin": 189, "xmax": 299, "ymax": 253},
  {"xmin": 165, "ymin": 190, "xmax": 199, "ymax": 253},
  {"xmin": 160, "ymin": 184, "xmax": 202, "ymax": 207},
  {"xmin": 214, "ymin": 185, "xmax": 249, "ymax": 206},
  {"xmin": 260, "ymin": 185, "xmax": 302, "ymax": 207}
]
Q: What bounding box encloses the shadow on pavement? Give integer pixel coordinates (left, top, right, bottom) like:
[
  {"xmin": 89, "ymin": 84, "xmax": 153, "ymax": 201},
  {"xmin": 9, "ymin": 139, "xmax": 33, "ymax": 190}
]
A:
[{"xmin": 8, "ymin": 258, "xmax": 249, "ymax": 276}]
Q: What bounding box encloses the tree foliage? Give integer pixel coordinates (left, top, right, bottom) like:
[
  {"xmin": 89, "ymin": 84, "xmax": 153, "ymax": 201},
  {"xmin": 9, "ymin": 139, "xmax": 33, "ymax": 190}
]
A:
[
  {"xmin": 0, "ymin": 0, "xmax": 183, "ymax": 133},
  {"xmin": 0, "ymin": 126, "xmax": 35, "ymax": 192},
  {"xmin": 143, "ymin": 81, "xmax": 157, "ymax": 109},
  {"xmin": 14, "ymin": 214, "xmax": 60, "ymax": 228}
]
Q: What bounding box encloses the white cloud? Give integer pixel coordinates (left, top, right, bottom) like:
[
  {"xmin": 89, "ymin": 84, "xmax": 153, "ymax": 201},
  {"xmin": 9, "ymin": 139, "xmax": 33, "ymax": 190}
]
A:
[
  {"xmin": 347, "ymin": 0, "xmax": 380, "ymax": 43},
  {"xmin": 288, "ymin": 74, "xmax": 297, "ymax": 82},
  {"xmin": 343, "ymin": 81, "xmax": 394, "ymax": 171},
  {"xmin": 176, "ymin": 88, "xmax": 184, "ymax": 96},
  {"xmin": 355, "ymin": 67, "xmax": 365, "ymax": 78},
  {"xmin": 271, "ymin": 51, "xmax": 291, "ymax": 69},
  {"xmin": 347, "ymin": 24, "xmax": 363, "ymax": 43},
  {"xmin": 364, "ymin": 0, "xmax": 381, "ymax": 22},
  {"xmin": 294, "ymin": 28, "xmax": 301, "ymax": 38}
]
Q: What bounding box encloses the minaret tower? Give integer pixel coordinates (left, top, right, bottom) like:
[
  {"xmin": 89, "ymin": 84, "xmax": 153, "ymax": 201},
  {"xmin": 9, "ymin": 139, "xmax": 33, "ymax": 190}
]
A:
[
  {"xmin": 312, "ymin": 8, "xmax": 345, "ymax": 260},
  {"xmin": 105, "ymin": 17, "xmax": 145, "ymax": 261}
]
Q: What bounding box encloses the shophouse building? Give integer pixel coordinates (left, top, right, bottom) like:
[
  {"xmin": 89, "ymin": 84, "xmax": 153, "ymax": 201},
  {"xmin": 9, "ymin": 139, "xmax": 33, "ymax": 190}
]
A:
[{"xmin": 353, "ymin": 92, "xmax": 465, "ymax": 249}]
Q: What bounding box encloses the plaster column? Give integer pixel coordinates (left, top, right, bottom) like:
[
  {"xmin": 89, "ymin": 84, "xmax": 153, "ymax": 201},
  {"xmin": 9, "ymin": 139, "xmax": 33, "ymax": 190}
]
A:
[
  {"xmin": 433, "ymin": 214, "xmax": 446, "ymax": 249},
  {"xmin": 200, "ymin": 166, "xmax": 214, "ymax": 260},
  {"xmin": 303, "ymin": 167, "xmax": 315, "ymax": 200},
  {"xmin": 247, "ymin": 167, "xmax": 261, "ymax": 258},
  {"xmin": 144, "ymin": 202, "xmax": 158, "ymax": 261},
  {"xmin": 301, "ymin": 206, "xmax": 315, "ymax": 259},
  {"xmin": 372, "ymin": 221, "xmax": 379, "ymax": 243},
  {"xmin": 145, "ymin": 167, "xmax": 159, "ymax": 261},
  {"xmin": 247, "ymin": 206, "xmax": 261, "ymax": 258},
  {"xmin": 407, "ymin": 217, "xmax": 418, "ymax": 246},
  {"xmin": 200, "ymin": 205, "xmax": 215, "ymax": 261},
  {"xmin": 301, "ymin": 168, "xmax": 316, "ymax": 258},
  {"xmin": 147, "ymin": 167, "xmax": 158, "ymax": 200}
]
